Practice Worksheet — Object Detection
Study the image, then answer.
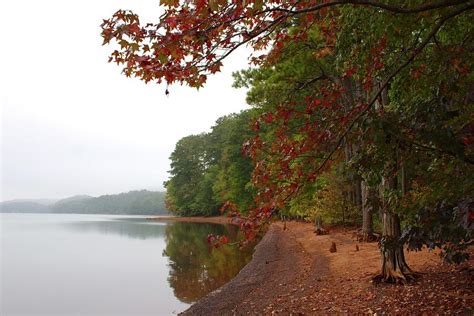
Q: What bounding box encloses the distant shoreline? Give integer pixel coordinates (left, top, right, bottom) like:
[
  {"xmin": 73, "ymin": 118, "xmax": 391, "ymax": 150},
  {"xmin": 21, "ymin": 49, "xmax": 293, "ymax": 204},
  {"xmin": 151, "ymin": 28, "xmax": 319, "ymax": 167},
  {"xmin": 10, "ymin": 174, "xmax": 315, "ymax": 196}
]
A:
[
  {"xmin": 0, "ymin": 190, "xmax": 167, "ymax": 216},
  {"xmin": 148, "ymin": 215, "xmax": 234, "ymax": 225},
  {"xmin": 0, "ymin": 212, "xmax": 167, "ymax": 217}
]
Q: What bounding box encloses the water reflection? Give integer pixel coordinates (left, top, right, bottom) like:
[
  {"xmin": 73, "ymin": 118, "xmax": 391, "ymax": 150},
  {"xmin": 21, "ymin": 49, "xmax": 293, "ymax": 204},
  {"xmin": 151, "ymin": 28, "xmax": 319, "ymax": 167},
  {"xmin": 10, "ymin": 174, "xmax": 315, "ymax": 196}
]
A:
[
  {"xmin": 63, "ymin": 217, "xmax": 167, "ymax": 239},
  {"xmin": 164, "ymin": 223, "xmax": 254, "ymax": 303},
  {"xmin": 60, "ymin": 218, "xmax": 254, "ymax": 304}
]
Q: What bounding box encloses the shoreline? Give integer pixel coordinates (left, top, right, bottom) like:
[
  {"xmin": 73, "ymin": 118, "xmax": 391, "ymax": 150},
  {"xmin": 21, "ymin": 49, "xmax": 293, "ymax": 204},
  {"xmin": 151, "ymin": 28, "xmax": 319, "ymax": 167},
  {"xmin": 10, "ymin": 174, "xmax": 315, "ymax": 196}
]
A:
[
  {"xmin": 180, "ymin": 221, "xmax": 473, "ymax": 314},
  {"xmin": 146, "ymin": 216, "xmax": 472, "ymax": 314},
  {"xmin": 182, "ymin": 222, "xmax": 294, "ymax": 315}
]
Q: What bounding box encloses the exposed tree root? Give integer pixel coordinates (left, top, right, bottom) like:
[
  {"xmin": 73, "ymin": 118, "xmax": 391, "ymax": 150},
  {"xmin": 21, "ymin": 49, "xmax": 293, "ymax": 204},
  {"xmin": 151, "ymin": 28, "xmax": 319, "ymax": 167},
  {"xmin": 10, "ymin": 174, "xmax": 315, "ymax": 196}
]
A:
[
  {"xmin": 372, "ymin": 268, "xmax": 420, "ymax": 284},
  {"xmin": 373, "ymin": 250, "xmax": 420, "ymax": 284},
  {"xmin": 314, "ymin": 227, "xmax": 327, "ymax": 235},
  {"xmin": 361, "ymin": 232, "xmax": 380, "ymax": 242},
  {"xmin": 352, "ymin": 230, "xmax": 380, "ymax": 242}
]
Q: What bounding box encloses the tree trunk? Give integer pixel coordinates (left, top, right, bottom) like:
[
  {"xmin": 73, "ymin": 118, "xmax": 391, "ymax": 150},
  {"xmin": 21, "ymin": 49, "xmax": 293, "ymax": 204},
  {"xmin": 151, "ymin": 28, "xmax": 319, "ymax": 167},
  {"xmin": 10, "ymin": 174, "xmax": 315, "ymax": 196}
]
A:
[
  {"xmin": 314, "ymin": 215, "xmax": 327, "ymax": 235},
  {"xmin": 370, "ymin": 81, "xmax": 416, "ymax": 282},
  {"xmin": 354, "ymin": 176, "xmax": 362, "ymax": 208},
  {"xmin": 375, "ymin": 212, "xmax": 416, "ymax": 283},
  {"xmin": 374, "ymin": 175, "xmax": 417, "ymax": 283},
  {"xmin": 361, "ymin": 181, "xmax": 376, "ymax": 241},
  {"xmin": 341, "ymin": 194, "xmax": 346, "ymax": 227},
  {"xmin": 400, "ymin": 161, "xmax": 409, "ymax": 195}
]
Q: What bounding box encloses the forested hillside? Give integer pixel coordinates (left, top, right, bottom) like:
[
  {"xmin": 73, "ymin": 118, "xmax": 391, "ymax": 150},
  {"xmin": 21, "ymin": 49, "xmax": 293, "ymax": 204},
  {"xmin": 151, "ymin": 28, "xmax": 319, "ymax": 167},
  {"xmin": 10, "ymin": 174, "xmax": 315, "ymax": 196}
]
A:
[
  {"xmin": 1, "ymin": 191, "xmax": 168, "ymax": 215},
  {"xmin": 52, "ymin": 190, "xmax": 168, "ymax": 215},
  {"xmin": 0, "ymin": 201, "xmax": 50, "ymax": 213}
]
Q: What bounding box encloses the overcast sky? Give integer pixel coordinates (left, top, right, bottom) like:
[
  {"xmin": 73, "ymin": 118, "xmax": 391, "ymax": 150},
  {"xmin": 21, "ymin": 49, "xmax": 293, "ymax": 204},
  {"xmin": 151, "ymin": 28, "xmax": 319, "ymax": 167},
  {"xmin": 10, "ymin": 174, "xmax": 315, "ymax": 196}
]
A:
[{"xmin": 0, "ymin": 0, "xmax": 250, "ymax": 201}]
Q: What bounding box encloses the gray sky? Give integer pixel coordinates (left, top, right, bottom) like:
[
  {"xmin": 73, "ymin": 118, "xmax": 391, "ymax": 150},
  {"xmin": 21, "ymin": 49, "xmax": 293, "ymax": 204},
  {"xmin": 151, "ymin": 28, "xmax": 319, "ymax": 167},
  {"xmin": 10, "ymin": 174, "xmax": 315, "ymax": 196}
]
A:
[{"xmin": 0, "ymin": 0, "xmax": 250, "ymax": 201}]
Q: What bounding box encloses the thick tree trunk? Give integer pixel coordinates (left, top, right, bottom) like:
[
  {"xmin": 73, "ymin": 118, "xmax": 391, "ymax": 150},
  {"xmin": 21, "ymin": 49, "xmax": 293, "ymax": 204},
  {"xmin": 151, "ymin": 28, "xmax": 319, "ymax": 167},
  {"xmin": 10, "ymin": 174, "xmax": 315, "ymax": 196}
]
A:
[
  {"xmin": 376, "ymin": 212, "xmax": 416, "ymax": 283},
  {"xmin": 370, "ymin": 81, "xmax": 416, "ymax": 282},
  {"xmin": 374, "ymin": 175, "xmax": 417, "ymax": 283}
]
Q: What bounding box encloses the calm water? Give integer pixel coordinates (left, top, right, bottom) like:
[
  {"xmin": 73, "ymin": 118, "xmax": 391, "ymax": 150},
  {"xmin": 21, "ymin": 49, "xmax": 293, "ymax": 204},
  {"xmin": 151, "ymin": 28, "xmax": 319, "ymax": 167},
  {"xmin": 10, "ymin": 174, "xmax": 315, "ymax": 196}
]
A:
[{"xmin": 0, "ymin": 214, "xmax": 254, "ymax": 315}]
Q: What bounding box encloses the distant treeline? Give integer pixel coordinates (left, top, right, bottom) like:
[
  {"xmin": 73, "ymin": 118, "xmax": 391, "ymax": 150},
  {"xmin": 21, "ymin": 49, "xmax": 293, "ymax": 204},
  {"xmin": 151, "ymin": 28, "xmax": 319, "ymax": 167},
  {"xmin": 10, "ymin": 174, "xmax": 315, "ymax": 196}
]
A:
[{"xmin": 0, "ymin": 190, "xmax": 168, "ymax": 215}]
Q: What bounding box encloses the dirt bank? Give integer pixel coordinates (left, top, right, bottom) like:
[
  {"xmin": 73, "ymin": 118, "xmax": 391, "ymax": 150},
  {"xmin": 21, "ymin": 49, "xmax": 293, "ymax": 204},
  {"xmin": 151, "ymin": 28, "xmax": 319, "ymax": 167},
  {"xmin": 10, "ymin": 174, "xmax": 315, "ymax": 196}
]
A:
[{"xmin": 183, "ymin": 221, "xmax": 473, "ymax": 315}]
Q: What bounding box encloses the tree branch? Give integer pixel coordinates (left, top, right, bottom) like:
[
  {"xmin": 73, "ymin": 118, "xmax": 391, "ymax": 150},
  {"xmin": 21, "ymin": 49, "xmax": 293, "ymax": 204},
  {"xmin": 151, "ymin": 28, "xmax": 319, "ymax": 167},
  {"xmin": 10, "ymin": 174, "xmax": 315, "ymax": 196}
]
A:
[
  {"xmin": 270, "ymin": 0, "xmax": 470, "ymax": 15},
  {"xmin": 312, "ymin": 3, "xmax": 474, "ymax": 175}
]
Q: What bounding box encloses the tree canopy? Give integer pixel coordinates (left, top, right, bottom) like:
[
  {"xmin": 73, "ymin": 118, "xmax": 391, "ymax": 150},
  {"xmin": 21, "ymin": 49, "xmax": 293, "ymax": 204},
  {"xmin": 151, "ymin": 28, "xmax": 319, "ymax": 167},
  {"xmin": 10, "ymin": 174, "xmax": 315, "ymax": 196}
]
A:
[
  {"xmin": 102, "ymin": 0, "xmax": 473, "ymax": 282},
  {"xmin": 165, "ymin": 111, "xmax": 257, "ymax": 216}
]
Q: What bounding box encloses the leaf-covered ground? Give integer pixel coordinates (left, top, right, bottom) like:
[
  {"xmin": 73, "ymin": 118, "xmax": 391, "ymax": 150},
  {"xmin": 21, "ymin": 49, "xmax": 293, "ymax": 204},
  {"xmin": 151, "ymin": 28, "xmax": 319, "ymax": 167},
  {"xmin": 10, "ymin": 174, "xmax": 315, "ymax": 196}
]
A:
[{"xmin": 183, "ymin": 221, "xmax": 473, "ymax": 315}]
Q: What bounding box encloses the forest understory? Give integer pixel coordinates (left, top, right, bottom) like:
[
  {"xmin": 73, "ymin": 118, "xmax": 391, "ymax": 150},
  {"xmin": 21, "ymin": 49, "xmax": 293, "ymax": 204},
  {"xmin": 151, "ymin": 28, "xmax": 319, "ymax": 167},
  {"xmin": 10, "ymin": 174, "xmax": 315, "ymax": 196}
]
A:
[{"xmin": 184, "ymin": 221, "xmax": 473, "ymax": 315}]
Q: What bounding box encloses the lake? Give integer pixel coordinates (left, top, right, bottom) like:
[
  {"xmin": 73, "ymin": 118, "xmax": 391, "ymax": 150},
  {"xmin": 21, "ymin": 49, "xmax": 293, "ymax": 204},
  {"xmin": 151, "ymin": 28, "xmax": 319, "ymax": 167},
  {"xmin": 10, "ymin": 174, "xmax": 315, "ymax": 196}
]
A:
[{"xmin": 0, "ymin": 214, "xmax": 254, "ymax": 315}]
